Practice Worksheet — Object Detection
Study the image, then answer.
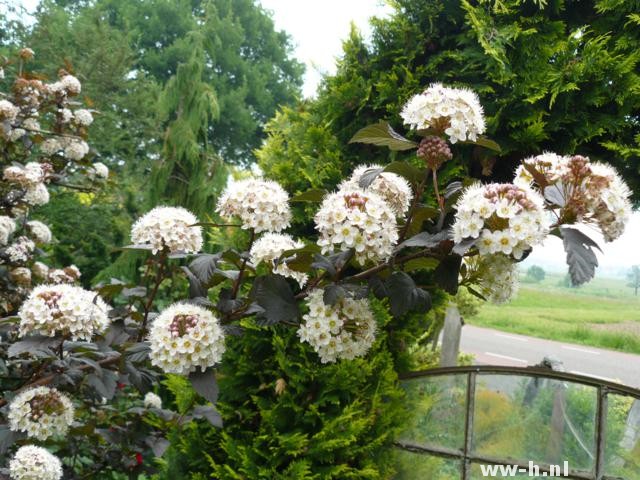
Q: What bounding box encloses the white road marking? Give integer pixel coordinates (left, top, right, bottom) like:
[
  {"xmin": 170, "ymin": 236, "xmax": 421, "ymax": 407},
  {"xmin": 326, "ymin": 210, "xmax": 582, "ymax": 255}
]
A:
[
  {"xmin": 494, "ymin": 333, "xmax": 528, "ymax": 342},
  {"xmin": 562, "ymin": 345, "xmax": 601, "ymax": 355},
  {"xmin": 570, "ymin": 371, "xmax": 617, "ymax": 383},
  {"xmin": 484, "ymin": 352, "xmax": 528, "ymax": 364}
]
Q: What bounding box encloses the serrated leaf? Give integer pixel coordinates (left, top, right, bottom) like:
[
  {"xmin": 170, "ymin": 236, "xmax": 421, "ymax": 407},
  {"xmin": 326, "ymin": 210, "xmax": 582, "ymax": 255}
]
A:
[
  {"xmin": 561, "ymin": 227, "xmax": 601, "ymax": 286},
  {"xmin": 443, "ymin": 181, "xmax": 463, "ymax": 200},
  {"xmin": 125, "ymin": 342, "xmax": 150, "ymax": 363},
  {"xmin": 192, "ymin": 405, "xmax": 223, "ymax": 428},
  {"xmin": 385, "ymin": 271, "xmax": 431, "ymax": 317},
  {"xmin": 349, "ymin": 122, "xmax": 418, "ymax": 151},
  {"xmin": 189, "ymin": 254, "xmax": 220, "ymax": 284},
  {"xmin": 291, "ymin": 189, "xmax": 327, "ymax": 203},
  {"xmin": 384, "ymin": 161, "xmax": 426, "ymax": 185},
  {"xmin": 452, "ymin": 237, "xmax": 477, "ymax": 255},
  {"xmin": 543, "ymin": 183, "xmax": 566, "ymax": 207},
  {"xmin": 404, "ymin": 257, "xmax": 439, "ymax": 272},
  {"xmin": 8, "ymin": 335, "xmax": 60, "ymax": 358},
  {"xmin": 146, "ymin": 437, "xmax": 171, "ymax": 457},
  {"xmin": 323, "ymin": 284, "xmax": 346, "ymax": 306},
  {"xmin": 181, "ymin": 266, "xmax": 207, "ymax": 298},
  {"xmin": 189, "ymin": 368, "xmax": 219, "ymax": 404},
  {"xmin": 434, "ymin": 254, "xmax": 462, "ymax": 294},
  {"xmin": 470, "ymin": 136, "xmax": 501, "ymax": 152},
  {"xmin": 398, "ymin": 230, "xmax": 449, "ymax": 250},
  {"xmin": 251, "ymin": 275, "xmax": 299, "ymax": 325},
  {"xmin": 87, "ymin": 370, "xmax": 118, "ymax": 400}
]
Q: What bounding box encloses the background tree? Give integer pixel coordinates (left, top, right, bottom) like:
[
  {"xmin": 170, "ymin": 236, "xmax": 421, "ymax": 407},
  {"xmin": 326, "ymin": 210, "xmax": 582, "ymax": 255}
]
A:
[
  {"xmin": 628, "ymin": 265, "xmax": 640, "ymax": 296},
  {"xmin": 258, "ymin": 0, "xmax": 640, "ymax": 200},
  {"xmin": 525, "ymin": 265, "xmax": 546, "ymax": 284}
]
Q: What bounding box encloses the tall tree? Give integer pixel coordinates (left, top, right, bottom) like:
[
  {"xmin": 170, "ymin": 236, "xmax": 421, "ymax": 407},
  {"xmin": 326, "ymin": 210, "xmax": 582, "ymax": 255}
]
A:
[
  {"xmin": 150, "ymin": 31, "xmax": 225, "ymax": 216},
  {"xmin": 259, "ymin": 0, "xmax": 640, "ymax": 199}
]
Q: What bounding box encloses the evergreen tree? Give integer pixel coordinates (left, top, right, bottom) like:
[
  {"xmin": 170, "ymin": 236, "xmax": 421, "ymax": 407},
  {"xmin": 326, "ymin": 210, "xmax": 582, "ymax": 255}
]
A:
[{"xmin": 150, "ymin": 31, "xmax": 225, "ymax": 216}]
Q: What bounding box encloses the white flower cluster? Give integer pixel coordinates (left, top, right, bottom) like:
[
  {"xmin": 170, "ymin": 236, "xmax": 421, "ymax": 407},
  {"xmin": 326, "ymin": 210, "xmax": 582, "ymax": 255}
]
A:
[
  {"xmin": 516, "ymin": 153, "xmax": 632, "ymax": 242},
  {"xmin": 4, "ymin": 236, "xmax": 35, "ymax": 263},
  {"xmin": 3, "ymin": 162, "xmax": 50, "ymax": 186},
  {"xmin": 0, "ymin": 99, "xmax": 19, "ymax": 121},
  {"xmin": 453, "ymin": 183, "xmax": 548, "ymax": 259},
  {"xmin": 340, "ymin": 164, "xmax": 413, "ymax": 217},
  {"xmin": 40, "ymin": 138, "xmax": 61, "ymax": 156},
  {"xmin": 32, "ymin": 261, "xmax": 50, "ymax": 279},
  {"xmin": 8, "ymin": 386, "xmax": 74, "ymax": 440},
  {"xmin": 216, "ymin": 178, "xmax": 291, "ymax": 233},
  {"xmin": 18, "ymin": 284, "xmax": 110, "ymax": 340},
  {"xmin": 47, "ymin": 265, "xmax": 81, "ymax": 284},
  {"xmin": 9, "ymin": 445, "xmax": 62, "ymax": 480},
  {"xmin": 131, "ymin": 206, "xmax": 203, "ymax": 254},
  {"xmin": 401, "ymin": 83, "xmax": 486, "ymax": 143},
  {"xmin": 249, "ymin": 233, "xmax": 308, "ymax": 287},
  {"xmin": 1, "ymin": 215, "xmax": 16, "ymax": 245},
  {"xmin": 73, "ymin": 109, "xmax": 93, "ymax": 126},
  {"xmin": 26, "ymin": 220, "xmax": 52, "ymax": 244},
  {"xmin": 143, "ymin": 392, "xmax": 162, "ymax": 409},
  {"xmin": 465, "ymin": 254, "xmax": 519, "ymax": 304},
  {"xmin": 92, "ymin": 162, "xmax": 109, "ymax": 179},
  {"xmin": 315, "ymin": 187, "xmax": 398, "ymax": 265},
  {"xmin": 10, "ymin": 267, "xmax": 32, "ymax": 286},
  {"xmin": 49, "ymin": 74, "xmax": 81, "ymax": 96},
  {"xmin": 298, "ymin": 290, "xmax": 377, "ymax": 363},
  {"xmin": 63, "ymin": 138, "xmax": 90, "ymax": 160},
  {"xmin": 148, "ymin": 303, "xmax": 225, "ymax": 375}
]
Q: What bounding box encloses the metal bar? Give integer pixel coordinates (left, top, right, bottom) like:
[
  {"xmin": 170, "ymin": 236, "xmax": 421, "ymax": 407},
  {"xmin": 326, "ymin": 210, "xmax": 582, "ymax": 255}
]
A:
[
  {"xmin": 399, "ymin": 365, "xmax": 640, "ymax": 399},
  {"xmin": 594, "ymin": 387, "xmax": 608, "ymax": 480},
  {"xmin": 393, "ymin": 440, "xmax": 463, "ymax": 459},
  {"xmin": 462, "ymin": 371, "xmax": 476, "ymax": 480}
]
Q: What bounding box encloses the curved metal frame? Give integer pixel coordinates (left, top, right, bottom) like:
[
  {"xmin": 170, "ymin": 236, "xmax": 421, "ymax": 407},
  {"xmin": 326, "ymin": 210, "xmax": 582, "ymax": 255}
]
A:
[{"xmin": 396, "ymin": 365, "xmax": 640, "ymax": 480}]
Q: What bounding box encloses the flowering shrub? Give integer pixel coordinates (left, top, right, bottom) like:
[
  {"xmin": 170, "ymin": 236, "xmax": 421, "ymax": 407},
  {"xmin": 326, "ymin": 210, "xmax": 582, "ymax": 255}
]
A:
[{"xmin": 0, "ymin": 50, "xmax": 634, "ymax": 478}]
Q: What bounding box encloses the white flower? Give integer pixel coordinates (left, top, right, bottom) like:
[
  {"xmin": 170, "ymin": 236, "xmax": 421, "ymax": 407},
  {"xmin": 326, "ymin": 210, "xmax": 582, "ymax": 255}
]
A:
[
  {"xmin": 148, "ymin": 303, "xmax": 225, "ymax": 375},
  {"xmin": 10, "ymin": 267, "xmax": 32, "ymax": 286},
  {"xmin": 63, "ymin": 139, "xmax": 89, "ymax": 160},
  {"xmin": 22, "ymin": 118, "xmax": 40, "ymax": 131},
  {"xmin": 143, "ymin": 392, "xmax": 162, "ymax": 409},
  {"xmin": 4, "ymin": 236, "xmax": 35, "ymax": 263},
  {"xmin": 4, "ymin": 162, "xmax": 50, "ymax": 186},
  {"xmin": 40, "ymin": 138, "xmax": 61, "ymax": 156},
  {"xmin": 26, "ymin": 220, "xmax": 52, "ymax": 244},
  {"xmin": 9, "ymin": 445, "xmax": 62, "ymax": 480},
  {"xmin": 47, "ymin": 265, "xmax": 81, "ymax": 284},
  {"xmin": 0, "ymin": 215, "xmax": 16, "ymax": 245},
  {"xmin": 297, "ymin": 290, "xmax": 377, "ymax": 363},
  {"xmin": 340, "ymin": 164, "xmax": 413, "ymax": 217},
  {"xmin": 18, "ymin": 284, "xmax": 110, "ymax": 340},
  {"xmin": 91, "ymin": 162, "xmax": 109, "ymax": 179},
  {"xmin": 315, "ymin": 187, "xmax": 398, "ymax": 265},
  {"xmin": 401, "ymin": 83, "xmax": 485, "ymax": 143},
  {"xmin": 32, "ymin": 261, "xmax": 50, "ymax": 279},
  {"xmin": 453, "ymin": 183, "xmax": 548, "ymax": 258},
  {"xmin": 23, "ymin": 183, "xmax": 50, "ymax": 206},
  {"xmin": 464, "ymin": 254, "xmax": 519, "ymax": 304},
  {"xmin": 73, "ymin": 109, "xmax": 93, "ymax": 126},
  {"xmin": 0, "ymin": 99, "xmax": 19, "ymax": 121},
  {"xmin": 8, "ymin": 386, "xmax": 74, "ymax": 441},
  {"xmin": 8, "ymin": 128, "xmax": 27, "ymax": 142},
  {"xmin": 515, "ymin": 154, "xmax": 633, "ymax": 242},
  {"xmin": 59, "ymin": 75, "xmax": 82, "ymax": 96},
  {"xmin": 131, "ymin": 206, "xmax": 203, "ymax": 254},
  {"xmin": 216, "ymin": 178, "xmax": 291, "ymax": 233},
  {"xmin": 249, "ymin": 233, "xmax": 308, "ymax": 286},
  {"xmin": 59, "ymin": 108, "xmax": 73, "ymax": 123}
]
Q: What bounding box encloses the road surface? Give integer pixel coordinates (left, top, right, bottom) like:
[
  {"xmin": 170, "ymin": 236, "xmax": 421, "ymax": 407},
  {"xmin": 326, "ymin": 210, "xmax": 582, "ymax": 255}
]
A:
[{"xmin": 460, "ymin": 325, "xmax": 640, "ymax": 389}]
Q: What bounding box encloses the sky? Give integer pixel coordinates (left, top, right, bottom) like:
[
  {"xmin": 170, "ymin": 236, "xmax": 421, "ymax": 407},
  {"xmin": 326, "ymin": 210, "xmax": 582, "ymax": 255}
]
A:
[{"xmin": 10, "ymin": 0, "xmax": 640, "ymax": 276}]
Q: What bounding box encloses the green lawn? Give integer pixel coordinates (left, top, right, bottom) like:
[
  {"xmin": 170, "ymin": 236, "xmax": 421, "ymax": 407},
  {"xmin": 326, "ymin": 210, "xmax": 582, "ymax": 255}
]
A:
[{"xmin": 468, "ymin": 273, "xmax": 640, "ymax": 354}]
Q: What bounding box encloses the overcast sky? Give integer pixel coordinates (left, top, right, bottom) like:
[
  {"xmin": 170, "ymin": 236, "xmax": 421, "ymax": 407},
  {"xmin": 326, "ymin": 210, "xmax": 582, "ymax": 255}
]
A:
[{"xmin": 11, "ymin": 0, "xmax": 640, "ymax": 275}]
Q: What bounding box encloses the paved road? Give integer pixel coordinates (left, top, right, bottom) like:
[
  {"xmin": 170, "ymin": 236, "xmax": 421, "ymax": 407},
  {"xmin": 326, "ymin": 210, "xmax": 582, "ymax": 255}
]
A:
[{"xmin": 460, "ymin": 325, "xmax": 640, "ymax": 389}]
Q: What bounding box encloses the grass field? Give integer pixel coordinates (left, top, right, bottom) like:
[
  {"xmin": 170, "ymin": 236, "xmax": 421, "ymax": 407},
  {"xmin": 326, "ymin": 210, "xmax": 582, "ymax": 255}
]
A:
[{"xmin": 468, "ymin": 273, "xmax": 640, "ymax": 354}]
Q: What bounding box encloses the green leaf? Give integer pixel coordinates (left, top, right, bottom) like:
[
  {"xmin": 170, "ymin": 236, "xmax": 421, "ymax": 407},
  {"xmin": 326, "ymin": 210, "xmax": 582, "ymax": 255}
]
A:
[
  {"xmin": 468, "ymin": 136, "xmax": 501, "ymax": 152},
  {"xmin": 291, "ymin": 189, "xmax": 327, "ymax": 203},
  {"xmin": 384, "ymin": 161, "xmax": 426, "ymax": 185},
  {"xmin": 406, "ymin": 205, "xmax": 440, "ymax": 236},
  {"xmin": 404, "ymin": 257, "xmax": 439, "ymax": 272},
  {"xmin": 561, "ymin": 227, "xmax": 601, "ymax": 286},
  {"xmin": 349, "ymin": 122, "xmax": 418, "ymax": 151}
]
